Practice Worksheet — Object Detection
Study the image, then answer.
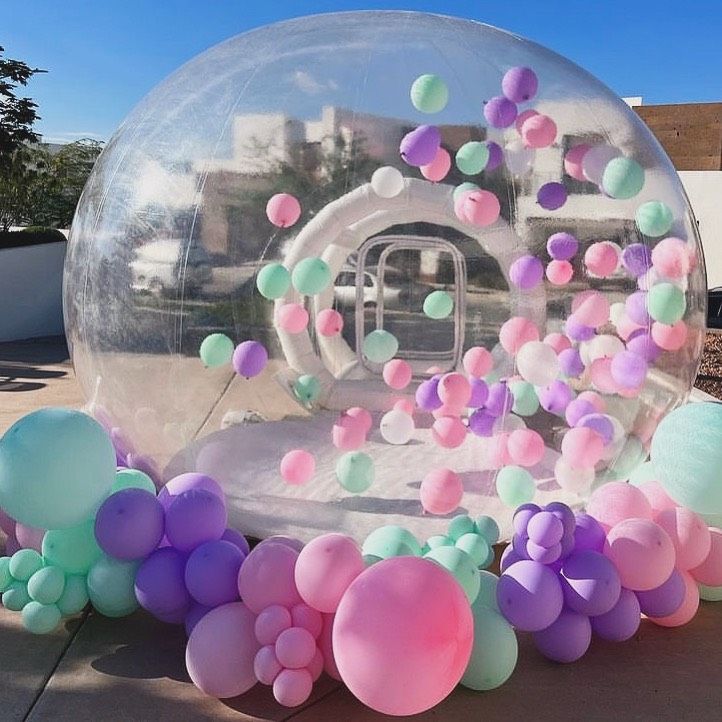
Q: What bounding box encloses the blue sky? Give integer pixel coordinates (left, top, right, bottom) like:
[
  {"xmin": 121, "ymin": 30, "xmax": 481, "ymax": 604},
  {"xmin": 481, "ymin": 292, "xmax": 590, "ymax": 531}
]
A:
[{"xmin": 4, "ymin": 0, "xmax": 722, "ymax": 143}]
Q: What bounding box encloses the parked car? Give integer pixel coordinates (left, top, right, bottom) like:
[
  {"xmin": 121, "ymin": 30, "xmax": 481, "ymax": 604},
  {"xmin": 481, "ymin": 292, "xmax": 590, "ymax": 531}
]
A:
[
  {"xmin": 334, "ymin": 269, "xmax": 406, "ymax": 308},
  {"xmin": 130, "ymin": 239, "xmax": 213, "ymax": 296},
  {"xmin": 708, "ymin": 287, "xmax": 722, "ymax": 329}
]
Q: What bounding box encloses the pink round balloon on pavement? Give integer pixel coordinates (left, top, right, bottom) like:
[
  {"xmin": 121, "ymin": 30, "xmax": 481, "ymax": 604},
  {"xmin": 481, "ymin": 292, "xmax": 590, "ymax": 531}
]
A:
[
  {"xmin": 420, "ymin": 468, "xmax": 463, "ymax": 515},
  {"xmin": 280, "ymin": 450, "xmax": 316, "ymax": 485}
]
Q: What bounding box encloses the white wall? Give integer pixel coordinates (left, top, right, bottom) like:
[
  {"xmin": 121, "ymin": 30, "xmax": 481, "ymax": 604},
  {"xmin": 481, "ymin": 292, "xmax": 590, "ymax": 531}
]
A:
[
  {"xmin": 679, "ymin": 171, "xmax": 722, "ymax": 289},
  {"xmin": 0, "ymin": 241, "xmax": 66, "ymax": 342}
]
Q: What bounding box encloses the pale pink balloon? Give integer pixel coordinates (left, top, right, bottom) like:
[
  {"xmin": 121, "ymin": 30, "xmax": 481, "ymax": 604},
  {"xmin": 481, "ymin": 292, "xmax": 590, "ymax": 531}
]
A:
[
  {"xmin": 586, "ymin": 481, "xmax": 653, "ymax": 531},
  {"xmin": 383, "ymin": 359, "xmax": 413, "ymax": 390},
  {"xmin": 453, "ymin": 190, "xmax": 475, "ymax": 223},
  {"xmin": 648, "ymin": 570, "xmax": 699, "ymax": 628},
  {"xmin": 238, "ymin": 542, "xmax": 302, "ymax": 614},
  {"xmin": 462, "ymin": 346, "xmax": 493, "ymax": 377},
  {"xmin": 295, "ymin": 533, "xmax": 365, "ymax": 614},
  {"xmin": 546, "ymin": 259, "xmax": 573, "ymax": 285},
  {"xmin": 590, "ymin": 357, "xmax": 619, "ymax": 394},
  {"xmin": 487, "ymin": 432, "xmax": 512, "ymax": 469},
  {"xmin": 617, "ymin": 314, "xmax": 643, "ymax": 341},
  {"xmin": 291, "ymin": 603, "xmax": 323, "ymax": 639},
  {"xmin": 280, "ymin": 449, "xmax": 315, "ymax": 485},
  {"xmin": 275, "ymin": 627, "xmax": 316, "ymax": 669},
  {"xmin": 266, "ymin": 193, "xmax": 301, "ymax": 228},
  {"xmin": 564, "ymin": 144, "xmax": 591, "ymax": 181},
  {"xmin": 690, "ymin": 528, "xmax": 722, "ymax": 586},
  {"xmin": 393, "ymin": 398, "xmax": 415, "ymax": 415},
  {"xmin": 333, "ymin": 557, "xmax": 473, "ymax": 716},
  {"xmin": 276, "ymin": 303, "xmax": 309, "ymax": 333},
  {"xmin": 15, "ymin": 523, "xmax": 45, "ymax": 552},
  {"xmin": 584, "ymin": 241, "xmax": 619, "ymax": 277},
  {"xmin": 514, "ymin": 108, "xmax": 538, "ymax": 134},
  {"xmin": 462, "ymin": 189, "xmax": 501, "ymax": 227},
  {"xmin": 571, "ymin": 290, "xmax": 610, "ymax": 328},
  {"xmin": 254, "ymin": 645, "xmax": 282, "ymax": 685},
  {"xmin": 344, "ymin": 407, "xmax": 372, "ymax": 434},
  {"xmin": 561, "ymin": 427, "xmax": 604, "ymax": 468},
  {"xmin": 186, "ymin": 602, "xmax": 260, "ymax": 698},
  {"xmin": 651, "ymin": 237, "xmax": 690, "ymax": 279},
  {"xmin": 332, "ymin": 419, "xmax": 366, "ymax": 451},
  {"xmin": 655, "ymin": 507, "xmax": 711, "ymax": 571},
  {"xmin": 499, "ymin": 316, "xmax": 539, "ymax": 355},
  {"xmin": 419, "ymin": 468, "xmax": 463, "ymax": 515},
  {"xmin": 315, "ymin": 309, "xmax": 344, "ymax": 337},
  {"xmin": 639, "ymin": 481, "xmax": 677, "ymax": 514},
  {"xmin": 307, "ymin": 647, "xmax": 324, "ymax": 681},
  {"xmin": 437, "ymin": 373, "xmax": 471, "ymax": 408},
  {"xmin": 543, "ymin": 332, "xmax": 572, "ymax": 354},
  {"xmin": 651, "ymin": 320, "xmax": 687, "ymax": 351},
  {"xmin": 273, "ymin": 668, "xmax": 313, "ymax": 707},
  {"xmin": 421, "ymin": 147, "xmax": 451, "ymax": 182},
  {"xmin": 433, "ymin": 403, "xmax": 463, "ymax": 419},
  {"xmin": 431, "ymin": 416, "xmax": 467, "ymax": 449},
  {"xmin": 255, "ymin": 605, "xmax": 292, "ymax": 646},
  {"xmin": 521, "ymin": 113, "xmax": 557, "ymax": 148},
  {"xmin": 507, "ymin": 429, "xmax": 545, "ymax": 467},
  {"xmin": 604, "ymin": 519, "xmax": 675, "ymax": 591}
]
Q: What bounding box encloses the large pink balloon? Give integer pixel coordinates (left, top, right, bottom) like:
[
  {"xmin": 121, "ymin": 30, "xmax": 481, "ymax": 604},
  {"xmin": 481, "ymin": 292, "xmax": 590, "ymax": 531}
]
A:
[
  {"xmin": 186, "ymin": 602, "xmax": 259, "ymax": 698},
  {"xmin": 238, "ymin": 541, "xmax": 302, "ymax": 614},
  {"xmin": 333, "ymin": 556, "xmax": 473, "ymax": 716}
]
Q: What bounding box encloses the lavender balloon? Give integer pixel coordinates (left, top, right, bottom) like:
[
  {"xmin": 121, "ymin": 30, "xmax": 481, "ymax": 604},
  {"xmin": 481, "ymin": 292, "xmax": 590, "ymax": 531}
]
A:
[
  {"xmin": 561, "ymin": 550, "xmax": 621, "ymax": 616},
  {"xmin": 468, "ymin": 409, "xmax": 496, "ymax": 437},
  {"xmin": 497, "ymin": 560, "xmax": 564, "ymax": 631},
  {"xmin": 484, "ymin": 96, "xmax": 518, "ymax": 128},
  {"xmin": 591, "ymin": 587, "xmax": 641, "ymax": 641},
  {"xmin": 509, "ymin": 255, "xmax": 544, "ymax": 290},
  {"xmin": 621, "ymin": 243, "xmax": 652, "ymax": 277},
  {"xmin": 565, "ymin": 399, "xmax": 596, "ymax": 427},
  {"xmin": 545, "ymin": 502, "xmax": 576, "ymax": 536},
  {"xmin": 625, "ymin": 291, "xmax": 651, "ymax": 326},
  {"xmin": 547, "ymin": 232, "xmax": 578, "ymax": 260},
  {"xmin": 184, "ymin": 540, "xmax": 245, "ymax": 608},
  {"xmin": 626, "ymin": 330, "xmax": 662, "ymax": 363},
  {"xmin": 538, "ymin": 380, "xmax": 572, "ymax": 415},
  {"xmin": 500, "ymin": 545, "xmax": 523, "ymax": 572},
  {"xmin": 537, "ymin": 182, "xmax": 567, "ymax": 210},
  {"xmin": 158, "ymin": 473, "xmax": 225, "ymax": 511},
  {"xmin": 185, "ymin": 602, "xmax": 212, "ymax": 636},
  {"xmin": 527, "ymin": 511, "xmax": 564, "ymax": 547},
  {"xmin": 485, "ymin": 381, "xmax": 513, "ymax": 417},
  {"xmin": 399, "ymin": 125, "xmax": 441, "ymax": 166},
  {"xmin": 233, "ymin": 340, "xmax": 268, "ymax": 378},
  {"xmin": 526, "ymin": 540, "xmax": 562, "ymax": 565},
  {"xmin": 577, "ymin": 413, "xmax": 614, "ymax": 445},
  {"xmin": 135, "ymin": 547, "xmax": 191, "ymax": 619},
  {"xmin": 468, "ymin": 378, "xmax": 489, "ymax": 408},
  {"xmin": 558, "ymin": 348, "xmax": 585, "ymax": 378},
  {"xmin": 533, "ymin": 609, "xmax": 591, "ymax": 663},
  {"xmin": 636, "ymin": 569, "xmax": 686, "ymax": 618},
  {"xmin": 485, "ymin": 141, "xmax": 503, "ymax": 171},
  {"xmin": 611, "ymin": 351, "xmax": 648, "ymax": 389},
  {"xmin": 565, "ymin": 317, "xmax": 595, "ymax": 342},
  {"xmin": 221, "ymin": 528, "xmax": 250, "ymax": 556},
  {"xmin": 573, "ymin": 513, "xmax": 606, "ymax": 553},
  {"xmin": 415, "ymin": 376, "xmax": 442, "ymax": 411},
  {"xmin": 165, "ymin": 489, "xmax": 227, "ymax": 553},
  {"xmin": 513, "ymin": 504, "xmax": 541, "ymax": 536},
  {"xmin": 501, "ymin": 66, "xmax": 538, "ymax": 103}
]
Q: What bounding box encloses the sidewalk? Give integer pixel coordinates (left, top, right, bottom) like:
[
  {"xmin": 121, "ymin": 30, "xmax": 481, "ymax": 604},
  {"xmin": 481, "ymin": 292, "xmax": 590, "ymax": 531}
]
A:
[{"xmin": 1, "ymin": 337, "xmax": 722, "ymax": 721}]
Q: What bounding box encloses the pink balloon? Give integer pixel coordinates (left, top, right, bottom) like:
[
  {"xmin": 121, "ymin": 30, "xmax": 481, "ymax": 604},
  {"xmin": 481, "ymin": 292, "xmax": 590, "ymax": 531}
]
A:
[
  {"xmin": 499, "ymin": 316, "xmax": 539, "ymax": 355},
  {"xmin": 332, "ymin": 557, "xmax": 473, "ymax": 716},
  {"xmin": 639, "ymin": 481, "xmax": 677, "ymax": 514},
  {"xmin": 544, "ymin": 332, "xmax": 572, "ymax": 354},
  {"xmin": 584, "ymin": 241, "xmax": 619, "ymax": 277},
  {"xmin": 572, "ymin": 290, "xmax": 610, "ymax": 328},
  {"xmin": 564, "ymin": 144, "xmax": 590, "ymax": 181},
  {"xmin": 546, "ymin": 259, "xmax": 573, "ymax": 285},
  {"xmin": 655, "ymin": 507, "xmax": 711, "ymax": 571},
  {"xmin": 276, "ymin": 303, "xmax": 309, "ymax": 334},
  {"xmin": 275, "ymin": 626, "xmax": 316, "ymax": 669},
  {"xmin": 254, "ymin": 645, "xmax": 282, "ymax": 685},
  {"xmin": 604, "ymin": 519, "xmax": 676, "ymax": 591},
  {"xmin": 332, "ymin": 420, "xmax": 365, "ymax": 451},
  {"xmin": 521, "ymin": 114, "xmax": 557, "ymax": 149},
  {"xmin": 651, "ymin": 237, "xmax": 690, "ymax": 279},
  {"xmin": 589, "ymin": 357, "xmax": 619, "ymax": 394},
  {"xmin": 383, "ymin": 359, "xmax": 413, "ymax": 390},
  {"xmin": 420, "ymin": 468, "xmax": 463, "ymax": 515},
  {"xmin": 420, "ymin": 147, "xmax": 451, "ymax": 182},
  {"xmin": 487, "ymin": 432, "xmax": 513, "ymax": 469},
  {"xmin": 561, "ymin": 427, "xmax": 604, "ymax": 468},
  {"xmin": 462, "ymin": 190, "xmax": 501, "ymax": 227},
  {"xmin": 291, "ymin": 603, "xmax": 323, "ymax": 638},
  {"xmin": 437, "ymin": 373, "xmax": 471, "ymax": 408},
  {"xmin": 507, "ymin": 429, "xmax": 545, "ymax": 468},
  {"xmin": 690, "ymin": 527, "xmax": 722, "ymax": 586},
  {"xmin": 280, "ymin": 449, "xmax": 315, "ymax": 485},
  {"xmin": 577, "ymin": 390, "xmax": 606, "ymax": 413},
  {"xmin": 514, "ymin": 108, "xmax": 538, "ymax": 134},
  {"xmin": 273, "ymin": 668, "xmax": 313, "ymax": 707},
  {"xmin": 453, "ymin": 190, "xmax": 475, "ymax": 223},
  {"xmin": 586, "ymin": 481, "xmax": 653, "ymax": 531},
  {"xmin": 186, "ymin": 602, "xmax": 259, "ymax": 698},
  {"xmin": 238, "ymin": 542, "xmax": 302, "ymax": 614},
  {"xmin": 648, "ymin": 570, "xmax": 699, "ymax": 628},
  {"xmin": 393, "ymin": 398, "xmax": 415, "ymax": 415},
  {"xmin": 651, "ymin": 321, "xmax": 687, "ymax": 351},
  {"xmin": 15, "ymin": 523, "xmax": 45, "ymax": 552},
  {"xmin": 431, "ymin": 416, "xmax": 467, "ymax": 449},
  {"xmin": 294, "ymin": 533, "xmax": 365, "ymax": 613},
  {"xmin": 319, "ymin": 613, "xmax": 341, "ymax": 680},
  {"xmin": 307, "ymin": 647, "xmax": 324, "ymax": 681},
  {"xmin": 315, "ymin": 309, "xmax": 344, "ymax": 337},
  {"xmin": 266, "ymin": 193, "xmax": 301, "ymax": 228},
  {"xmin": 254, "ymin": 604, "xmax": 292, "ymax": 646},
  {"xmin": 344, "ymin": 407, "xmax": 372, "ymax": 434},
  {"xmin": 463, "ymin": 346, "xmax": 493, "ymax": 377}
]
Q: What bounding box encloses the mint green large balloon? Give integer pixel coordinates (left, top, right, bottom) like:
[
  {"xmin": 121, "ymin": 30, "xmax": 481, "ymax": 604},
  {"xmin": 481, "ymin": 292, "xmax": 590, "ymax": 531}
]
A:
[
  {"xmin": 0, "ymin": 408, "xmax": 116, "ymax": 530},
  {"xmin": 28, "ymin": 565, "xmax": 65, "ymax": 605},
  {"xmin": 22, "ymin": 601, "xmax": 62, "ymax": 634},
  {"xmin": 9, "ymin": 548, "xmax": 43, "ymax": 581},
  {"xmin": 87, "ymin": 555, "xmax": 140, "ymax": 618},
  {"xmin": 0, "ymin": 556, "xmax": 11, "ymax": 592},
  {"xmin": 461, "ymin": 604, "xmax": 518, "ymax": 690},
  {"xmin": 510, "ymin": 380, "xmax": 539, "ymax": 416},
  {"xmin": 291, "ymin": 257, "xmax": 331, "ymax": 295},
  {"xmin": 256, "ymin": 262, "xmax": 291, "ymax": 299},
  {"xmin": 423, "ymin": 290, "xmax": 454, "ymax": 319},
  {"xmin": 336, "ymin": 452, "xmax": 374, "ymax": 494},
  {"xmin": 410, "ymin": 74, "xmax": 449, "ymax": 113},
  {"xmin": 456, "ymin": 142, "xmax": 489, "ymax": 175},
  {"xmin": 42, "ymin": 518, "xmax": 102, "ymax": 575},
  {"xmin": 363, "ymin": 525, "xmax": 421, "ymax": 559},
  {"xmin": 199, "ymin": 333, "xmax": 234, "ymax": 368},
  {"xmin": 648, "ymin": 282, "xmax": 686, "ymax": 324},
  {"xmin": 2, "ymin": 580, "xmax": 31, "ymax": 611},
  {"xmin": 425, "ymin": 546, "xmax": 480, "ymax": 603},
  {"xmin": 602, "ymin": 157, "xmax": 644, "ymax": 199},
  {"xmin": 635, "ymin": 200, "xmax": 673, "ymax": 237},
  {"xmin": 362, "ymin": 329, "xmax": 399, "ymax": 364},
  {"xmin": 110, "ymin": 468, "xmax": 156, "ymax": 495},
  {"xmin": 56, "ymin": 574, "xmax": 90, "ymax": 616},
  {"xmin": 629, "ymin": 460, "xmax": 657, "ymax": 487},
  {"xmin": 496, "ymin": 466, "xmax": 535, "ymax": 508}
]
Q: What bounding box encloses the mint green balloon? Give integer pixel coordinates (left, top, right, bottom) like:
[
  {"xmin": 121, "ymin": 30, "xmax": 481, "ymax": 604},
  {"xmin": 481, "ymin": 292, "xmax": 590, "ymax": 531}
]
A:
[
  {"xmin": 293, "ymin": 374, "xmax": 321, "ymax": 405},
  {"xmin": 629, "ymin": 460, "xmax": 656, "ymax": 487},
  {"xmin": 199, "ymin": 333, "xmax": 234, "ymax": 368},
  {"xmin": 22, "ymin": 601, "xmax": 62, "ymax": 634},
  {"xmin": 291, "ymin": 257, "xmax": 331, "ymax": 295},
  {"xmin": 453, "ymin": 182, "xmax": 479, "ymax": 201},
  {"xmin": 422, "ymin": 534, "xmax": 453, "ymax": 554},
  {"xmin": 336, "ymin": 451, "xmax": 374, "ymax": 493},
  {"xmin": 363, "ymin": 554, "xmax": 383, "ymax": 566},
  {"xmin": 699, "ymin": 583, "xmax": 722, "ymax": 602},
  {"xmin": 56, "ymin": 574, "xmax": 89, "ymax": 616},
  {"xmin": 256, "ymin": 262, "xmax": 291, "ymax": 299},
  {"xmin": 410, "ymin": 74, "xmax": 448, "ymax": 113},
  {"xmin": 448, "ymin": 514, "xmax": 476, "ymax": 542},
  {"xmin": 111, "ymin": 468, "xmax": 156, "ymax": 495},
  {"xmin": 475, "ymin": 515, "xmax": 500, "ymax": 545},
  {"xmin": 9, "ymin": 548, "xmax": 43, "ymax": 581},
  {"xmin": 608, "ymin": 436, "xmax": 646, "ymax": 479},
  {"xmin": 635, "ymin": 200, "xmax": 673, "ymax": 237},
  {"xmin": 3, "ymin": 580, "xmax": 31, "ymax": 611},
  {"xmin": 496, "ymin": 466, "xmax": 535, "ymax": 508},
  {"xmin": 28, "ymin": 565, "xmax": 65, "ymax": 605},
  {"xmin": 423, "ymin": 290, "xmax": 454, "ymax": 319},
  {"xmin": 0, "ymin": 556, "xmax": 12, "ymax": 592},
  {"xmin": 648, "ymin": 282, "xmax": 686, "ymax": 324},
  {"xmin": 362, "ymin": 525, "xmax": 421, "ymax": 559},
  {"xmin": 455, "ymin": 533, "xmax": 490, "ymax": 567},
  {"xmin": 87, "ymin": 555, "xmax": 140, "ymax": 618},
  {"xmin": 476, "ymin": 570, "xmax": 500, "ymax": 612},
  {"xmin": 425, "ymin": 546, "xmax": 480, "ymax": 603},
  {"xmin": 362, "ymin": 329, "xmax": 399, "ymax": 364},
  {"xmin": 461, "ymin": 605, "xmax": 518, "ymax": 690},
  {"xmin": 510, "ymin": 380, "xmax": 539, "ymax": 416},
  {"xmin": 42, "ymin": 519, "xmax": 102, "ymax": 575},
  {"xmin": 602, "ymin": 157, "xmax": 645, "ymax": 199},
  {"xmin": 455, "ymin": 141, "xmax": 489, "ymax": 175}
]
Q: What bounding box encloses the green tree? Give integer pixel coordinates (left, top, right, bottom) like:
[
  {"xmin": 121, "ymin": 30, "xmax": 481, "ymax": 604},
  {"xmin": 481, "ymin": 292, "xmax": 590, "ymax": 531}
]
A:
[{"xmin": 0, "ymin": 144, "xmax": 50, "ymax": 230}]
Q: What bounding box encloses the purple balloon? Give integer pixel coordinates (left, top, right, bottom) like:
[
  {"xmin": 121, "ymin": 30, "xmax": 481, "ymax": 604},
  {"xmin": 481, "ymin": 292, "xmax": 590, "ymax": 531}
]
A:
[
  {"xmin": 528, "ymin": 511, "xmax": 564, "ymax": 547},
  {"xmin": 610, "ymin": 350, "xmax": 648, "ymax": 389},
  {"xmin": 547, "ymin": 232, "xmax": 578, "ymax": 261},
  {"xmin": 485, "ymin": 141, "xmax": 503, "ymax": 171},
  {"xmin": 573, "ymin": 513, "xmax": 606, "ymax": 553},
  {"xmin": 558, "ymin": 348, "xmax": 585, "ymax": 378},
  {"xmin": 591, "ymin": 587, "xmax": 641, "ymax": 641},
  {"xmin": 496, "ymin": 560, "xmax": 564, "ymax": 631},
  {"xmin": 415, "ymin": 376, "xmax": 442, "ymax": 411},
  {"xmin": 165, "ymin": 489, "xmax": 227, "ymax": 553},
  {"xmin": 95, "ymin": 488, "xmax": 164, "ymax": 561},
  {"xmin": 513, "ymin": 504, "xmax": 542, "ymax": 536},
  {"xmin": 399, "ymin": 125, "xmax": 441, "ymax": 166},
  {"xmin": 565, "ymin": 398, "xmax": 596, "ymax": 427},
  {"xmin": 626, "ymin": 329, "xmax": 662, "ymax": 363},
  {"xmin": 621, "ymin": 243, "xmax": 652, "ymax": 278},
  {"xmin": 564, "ymin": 317, "xmax": 595, "ymax": 342},
  {"xmin": 537, "ymin": 182, "xmax": 568, "ymax": 210},
  {"xmin": 484, "ymin": 96, "xmax": 518, "ymax": 128},
  {"xmin": 184, "ymin": 540, "xmax": 244, "ymax": 608},
  {"xmin": 561, "ymin": 550, "xmax": 622, "ymax": 616},
  {"xmin": 545, "ymin": 502, "xmax": 576, "ymax": 536},
  {"xmin": 510, "ymin": 255, "xmax": 544, "ymax": 290},
  {"xmin": 636, "ymin": 569, "xmax": 686, "ymax": 618},
  {"xmin": 577, "ymin": 413, "xmax": 615, "ymax": 445},
  {"xmin": 221, "ymin": 528, "xmax": 250, "ymax": 557},
  {"xmin": 625, "ymin": 291, "xmax": 651, "ymax": 326},
  {"xmin": 485, "ymin": 381, "xmax": 513, "ymax": 417},
  {"xmin": 468, "ymin": 378, "xmax": 489, "ymax": 408},
  {"xmin": 500, "ymin": 544, "xmax": 523, "ymax": 572},
  {"xmin": 526, "ymin": 540, "xmax": 562, "ymax": 564},
  {"xmin": 135, "ymin": 547, "xmax": 191, "ymax": 619},
  {"xmin": 533, "ymin": 608, "xmax": 592, "ymax": 663},
  {"xmin": 184, "ymin": 602, "xmax": 212, "ymax": 637},
  {"xmin": 559, "ymin": 534, "xmax": 575, "ymax": 560},
  {"xmin": 233, "ymin": 340, "xmax": 268, "ymax": 378},
  {"xmin": 158, "ymin": 473, "xmax": 225, "ymax": 511},
  {"xmin": 468, "ymin": 409, "xmax": 496, "ymax": 437},
  {"xmin": 539, "ymin": 380, "xmax": 573, "ymax": 415},
  {"xmin": 512, "ymin": 533, "xmax": 531, "ymax": 558},
  {"xmin": 502, "ymin": 66, "xmax": 539, "ymax": 103}
]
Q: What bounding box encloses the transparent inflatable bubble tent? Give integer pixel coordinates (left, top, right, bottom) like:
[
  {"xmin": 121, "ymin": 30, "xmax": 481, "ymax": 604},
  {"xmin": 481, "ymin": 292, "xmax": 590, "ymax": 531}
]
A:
[{"xmin": 65, "ymin": 11, "xmax": 706, "ymax": 542}]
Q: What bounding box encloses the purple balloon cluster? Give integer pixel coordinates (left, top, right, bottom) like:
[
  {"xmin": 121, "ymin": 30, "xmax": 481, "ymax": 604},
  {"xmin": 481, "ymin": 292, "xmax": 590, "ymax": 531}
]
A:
[
  {"xmin": 498, "ymin": 503, "xmax": 637, "ymax": 663},
  {"xmin": 94, "ymin": 473, "xmax": 248, "ymax": 634}
]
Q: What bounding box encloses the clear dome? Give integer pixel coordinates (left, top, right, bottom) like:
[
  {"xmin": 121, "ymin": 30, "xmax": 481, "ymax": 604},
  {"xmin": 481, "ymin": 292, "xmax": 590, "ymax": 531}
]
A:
[{"xmin": 64, "ymin": 11, "xmax": 706, "ymax": 542}]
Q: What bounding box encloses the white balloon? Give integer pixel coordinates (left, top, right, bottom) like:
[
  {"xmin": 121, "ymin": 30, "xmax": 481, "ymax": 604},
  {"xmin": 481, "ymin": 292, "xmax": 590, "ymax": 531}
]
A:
[
  {"xmin": 609, "ymin": 301, "xmax": 626, "ymax": 328},
  {"xmin": 581, "ymin": 144, "xmax": 621, "ymax": 185},
  {"xmin": 554, "ymin": 457, "xmax": 594, "ymax": 495},
  {"xmin": 379, "ymin": 409, "xmax": 415, "ymax": 445},
  {"xmin": 587, "ymin": 334, "xmax": 624, "ymax": 362},
  {"xmin": 504, "ymin": 139, "xmax": 535, "ymax": 176},
  {"xmin": 371, "ymin": 166, "xmax": 404, "ymax": 198},
  {"xmin": 516, "ymin": 341, "xmax": 559, "ymax": 386}
]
